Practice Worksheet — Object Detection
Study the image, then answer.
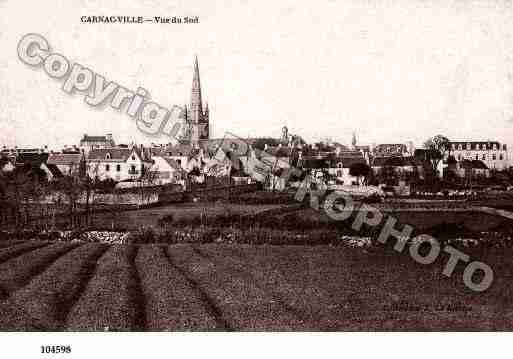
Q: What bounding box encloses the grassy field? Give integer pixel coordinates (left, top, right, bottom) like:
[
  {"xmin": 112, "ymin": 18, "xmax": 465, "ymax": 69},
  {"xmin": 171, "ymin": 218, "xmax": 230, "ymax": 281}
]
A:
[
  {"xmin": 86, "ymin": 202, "xmax": 283, "ymax": 231},
  {"xmin": 290, "ymin": 206, "xmax": 511, "ymax": 232},
  {"xmin": 0, "ymin": 240, "xmax": 511, "ymax": 331}
]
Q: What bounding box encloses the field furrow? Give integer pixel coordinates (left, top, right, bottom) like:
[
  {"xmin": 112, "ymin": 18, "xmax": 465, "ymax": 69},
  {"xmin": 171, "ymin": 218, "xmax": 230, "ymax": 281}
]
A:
[
  {"xmin": 0, "ymin": 241, "xmax": 25, "ymax": 249},
  {"xmin": 193, "ymin": 245, "xmax": 326, "ymax": 330},
  {"xmin": 0, "ymin": 243, "xmax": 108, "ymax": 330},
  {"xmin": 0, "ymin": 241, "xmax": 49, "ymax": 264},
  {"xmin": 136, "ymin": 245, "xmax": 220, "ymax": 330},
  {"xmin": 165, "ymin": 244, "xmax": 309, "ymax": 330},
  {"xmin": 216, "ymin": 245, "xmax": 398, "ymax": 330},
  {"xmin": 0, "ymin": 242, "xmax": 80, "ymax": 299},
  {"xmin": 66, "ymin": 244, "xmax": 142, "ymax": 331}
]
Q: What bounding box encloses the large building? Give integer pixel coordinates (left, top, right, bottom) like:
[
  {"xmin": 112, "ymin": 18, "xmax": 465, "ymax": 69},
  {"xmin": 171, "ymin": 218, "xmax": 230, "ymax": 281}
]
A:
[
  {"xmin": 448, "ymin": 141, "xmax": 509, "ymax": 170},
  {"xmin": 80, "ymin": 134, "xmax": 115, "ymax": 155}
]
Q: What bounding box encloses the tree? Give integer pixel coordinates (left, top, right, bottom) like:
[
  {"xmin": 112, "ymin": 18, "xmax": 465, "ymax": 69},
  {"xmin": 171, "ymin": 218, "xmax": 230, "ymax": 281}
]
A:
[
  {"xmin": 349, "ymin": 162, "xmax": 371, "ymax": 185},
  {"xmin": 423, "ymin": 135, "xmax": 450, "ymax": 177},
  {"xmin": 0, "ymin": 165, "xmax": 47, "ymax": 233},
  {"xmin": 81, "ymin": 161, "xmax": 100, "ymax": 228},
  {"xmin": 137, "ymin": 167, "xmax": 158, "ymax": 207}
]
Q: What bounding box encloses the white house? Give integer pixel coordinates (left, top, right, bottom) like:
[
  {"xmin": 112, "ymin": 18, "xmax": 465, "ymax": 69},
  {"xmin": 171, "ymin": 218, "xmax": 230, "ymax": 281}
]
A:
[
  {"xmin": 149, "ymin": 156, "xmax": 184, "ymax": 185},
  {"xmin": 86, "ymin": 147, "xmax": 151, "ymax": 182}
]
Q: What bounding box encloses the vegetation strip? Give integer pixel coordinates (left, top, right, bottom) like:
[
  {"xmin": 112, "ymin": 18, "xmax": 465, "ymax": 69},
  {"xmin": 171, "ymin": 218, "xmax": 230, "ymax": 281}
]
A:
[
  {"xmin": 0, "ymin": 242, "xmax": 79, "ymax": 299},
  {"xmin": 0, "ymin": 241, "xmax": 49, "ymax": 264},
  {"xmin": 166, "ymin": 244, "xmax": 311, "ymax": 330},
  {"xmin": 66, "ymin": 245, "xmax": 141, "ymax": 331},
  {"xmin": 196, "ymin": 245, "xmax": 330, "ymax": 330},
  {"xmin": 0, "ymin": 243, "xmax": 107, "ymax": 330},
  {"xmin": 164, "ymin": 244, "xmax": 232, "ymax": 330},
  {"xmin": 136, "ymin": 245, "xmax": 220, "ymax": 330}
]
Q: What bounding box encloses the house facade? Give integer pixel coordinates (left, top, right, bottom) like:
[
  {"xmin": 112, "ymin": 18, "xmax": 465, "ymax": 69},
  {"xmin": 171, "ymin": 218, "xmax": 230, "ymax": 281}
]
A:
[
  {"xmin": 47, "ymin": 153, "xmax": 84, "ymax": 176},
  {"xmin": 448, "ymin": 141, "xmax": 509, "ymax": 170},
  {"xmin": 80, "ymin": 134, "xmax": 115, "ymax": 156},
  {"xmin": 86, "ymin": 148, "xmax": 149, "ymax": 182},
  {"xmin": 149, "ymin": 156, "xmax": 184, "ymax": 185}
]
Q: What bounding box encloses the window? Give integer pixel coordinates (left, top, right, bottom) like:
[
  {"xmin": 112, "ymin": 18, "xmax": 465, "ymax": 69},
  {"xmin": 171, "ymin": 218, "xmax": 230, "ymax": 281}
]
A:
[
  {"xmin": 475, "ymin": 154, "xmax": 478, "ymax": 160},
  {"xmin": 105, "ymin": 153, "xmax": 111, "ymax": 160},
  {"xmin": 482, "ymin": 154, "xmax": 486, "ymax": 160},
  {"xmin": 105, "ymin": 164, "xmax": 110, "ymax": 171},
  {"xmin": 466, "ymin": 143, "xmax": 471, "ymax": 150},
  {"xmin": 116, "ymin": 164, "xmax": 121, "ymax": 172},
  {"xmin": 458, "ymin": 155, "xmax": 462, "ymax": 161},
  {"xmin": 476, "ymin": 144, "xmax": 480, "ymax": 150},
  {"xmin": 131, "ymin": 155, "xmax": 136, "ymax": 160},
  {"xmin": 458, "ymin": 144, "xmax": 462, "ymax": 150},
  {"xmin": 493, "ymin": 144, "xmax": 497, "ymax": 150},
  {"xmin": 492, "ymin": 154, "xmax": 496, "ymax": 160},
  {"xmin": 130, "ymin": 165, "xmax": 136, "ymax": 173},
  {"xmin": 500, "ymin": 154, "xmax": 504, "ymax": 160}
]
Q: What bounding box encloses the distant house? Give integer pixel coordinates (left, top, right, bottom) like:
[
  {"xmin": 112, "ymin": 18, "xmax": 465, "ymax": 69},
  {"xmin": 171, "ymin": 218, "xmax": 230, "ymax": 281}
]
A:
[
  {"xmin": 373, "ymin": 143, "xmax": 410, "ymax": 156},
  {"xmin": 79, "ymin": 133, "xmax": 115, "ymax": 155},
  {"xmin": 328, "ymin": 155, "xmax": 368, "ymax": 185},
  {"xmin": 297, "ymin": 152, "xmax": 367, "ymax": 186},
  {"xmin": 153, "ymin": 143, "xmax": 201, "ymax": 172},
  {"xmin": 0, "ymin": 157, "xmax": 15, "ymax": 172},
  {"xmin": 86, "ymin": 147, "xmax": 150, "ymax": 182},
  {"xmin": 370, "ymin": 156, "xmax": 424, "ymax": 184},
  {"xmin": 456, "ymin": 159, "xmax": 490, "ymax": 179},
  {"xmin": 448, "ymin": 141, "xmax": 509, "ymax": 170},
  {"xmin": 47, "ymin": 153, "xmax": 84, "ymax": 176},
  {"xmin": 149, "ymin": 156, "xmax": 184, "ymax": 185}
]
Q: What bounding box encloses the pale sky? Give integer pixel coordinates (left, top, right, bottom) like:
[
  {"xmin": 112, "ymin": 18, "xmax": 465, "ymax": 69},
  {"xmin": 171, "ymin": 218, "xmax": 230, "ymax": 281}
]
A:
[{"xmin": 1, "ymin": 0, "xmax": 513, "ymax": 150}]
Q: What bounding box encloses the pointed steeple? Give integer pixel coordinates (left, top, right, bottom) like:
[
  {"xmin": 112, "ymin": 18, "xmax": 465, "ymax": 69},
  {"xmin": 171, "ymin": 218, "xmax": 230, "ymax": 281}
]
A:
[{"xmin": 190, "ymin": 55, "xmax": 203, "ymax": 125}]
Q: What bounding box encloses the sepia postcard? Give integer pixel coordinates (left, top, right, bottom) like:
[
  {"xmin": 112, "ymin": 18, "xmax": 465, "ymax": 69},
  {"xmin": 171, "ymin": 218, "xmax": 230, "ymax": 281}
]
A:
[{"xmin": 1, "ymin": 0, "xmax": 513, "ymax": 357}]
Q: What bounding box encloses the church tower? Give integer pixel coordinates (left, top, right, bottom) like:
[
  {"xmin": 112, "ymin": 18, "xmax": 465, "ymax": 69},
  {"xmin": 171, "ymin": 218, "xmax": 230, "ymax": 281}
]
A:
[{"xmin": 189, "ymin": 56, "xmax": 209, "ymax": 146}]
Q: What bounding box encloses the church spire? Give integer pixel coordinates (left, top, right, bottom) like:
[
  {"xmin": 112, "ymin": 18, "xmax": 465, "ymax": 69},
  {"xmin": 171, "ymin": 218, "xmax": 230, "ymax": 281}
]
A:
[{"xmin": 190, "ymin": 55, "xmax": 203, "ymax": 125}]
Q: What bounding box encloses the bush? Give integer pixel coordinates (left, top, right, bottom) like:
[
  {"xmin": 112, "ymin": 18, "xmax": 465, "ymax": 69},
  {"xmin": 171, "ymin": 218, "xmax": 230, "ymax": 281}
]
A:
[
  {"xmin": 157, "ymin": 214, "xmax": 174, "ymax": 228},
  {"xmin": 126, "ymin": 227, "xmax": 156, "ymax": 244}
]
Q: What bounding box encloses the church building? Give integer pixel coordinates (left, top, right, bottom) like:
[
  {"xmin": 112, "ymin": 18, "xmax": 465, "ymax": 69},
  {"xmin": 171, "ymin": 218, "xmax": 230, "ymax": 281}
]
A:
[{"xmin": 182, "ymin": 56, "xmax": 210, "ymax": 147}]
